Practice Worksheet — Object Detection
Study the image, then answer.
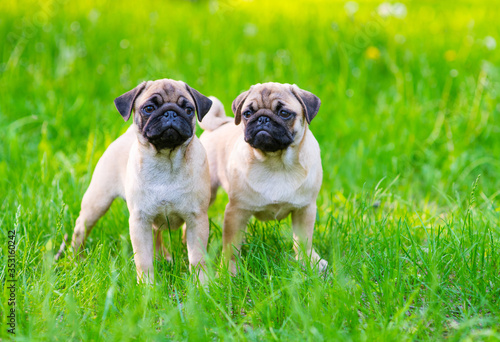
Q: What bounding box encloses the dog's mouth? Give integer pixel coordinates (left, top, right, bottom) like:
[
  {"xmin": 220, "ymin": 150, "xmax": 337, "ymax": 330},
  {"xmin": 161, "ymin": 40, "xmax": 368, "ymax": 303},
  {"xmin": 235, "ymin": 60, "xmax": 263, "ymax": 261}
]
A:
[
  {"xmin": 143, "ymin": 116, "xmax": 192, "ymax": 149},
  {"xmin": 147, "ymin": 126, "xmax": 180, "ymax": 141},
  {"xmin": 254, "ymin": 130, "xmax": 273, "ymax": 138},
  {"xmin": 245, "ymin": 126, "xmax": 294, "ymax": 152}
]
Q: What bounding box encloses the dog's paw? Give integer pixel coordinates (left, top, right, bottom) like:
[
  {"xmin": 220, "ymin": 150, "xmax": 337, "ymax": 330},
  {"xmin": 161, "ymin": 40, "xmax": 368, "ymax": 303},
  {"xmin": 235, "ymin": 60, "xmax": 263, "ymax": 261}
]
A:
[
  {"xmin": 155, "ymin": 245, "xmax": 173, "ymax": 262},
  {"xmin": 316, "ymin": 258, "xmax": 329, "ymax": 273},
  {"xmin": 71, "ymin": 248, "xmax": 87, "ymax": 261},
  {"xmin": 161, "ymin": 252, "xmax": 173, "ymax": 262},
  {"xmin": 197, "ymin": 270, "xmax": 209, "ymax": 286},
  {"xmin": 217, "ymin": 259, "xmax": 239, "ymax": 278}
]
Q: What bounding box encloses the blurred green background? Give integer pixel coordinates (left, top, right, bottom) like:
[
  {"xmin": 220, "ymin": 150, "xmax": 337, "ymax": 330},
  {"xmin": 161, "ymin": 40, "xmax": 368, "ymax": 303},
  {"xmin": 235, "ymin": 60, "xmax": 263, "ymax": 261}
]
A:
[{"xmin": 1, "ymin": 0, "xmax": 499, "ymax": 340}]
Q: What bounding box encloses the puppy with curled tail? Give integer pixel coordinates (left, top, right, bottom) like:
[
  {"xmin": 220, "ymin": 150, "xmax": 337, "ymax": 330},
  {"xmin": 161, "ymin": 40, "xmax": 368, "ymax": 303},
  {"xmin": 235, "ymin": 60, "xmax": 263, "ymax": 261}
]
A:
[{"xmin": 200, "ymin": 83, "xmax": 327, "ymax": 274}]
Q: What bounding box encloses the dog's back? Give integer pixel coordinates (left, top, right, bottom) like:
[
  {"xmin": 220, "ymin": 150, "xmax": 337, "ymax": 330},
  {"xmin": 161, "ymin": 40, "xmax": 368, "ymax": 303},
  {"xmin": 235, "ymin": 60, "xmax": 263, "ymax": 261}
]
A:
[
  {"xmin": 198, "ymin": 96, "xmax": 232, "ymax": 131},
  {"xmin": 199, "ymin": 97, "xmax": 243, "ymax": 203}
]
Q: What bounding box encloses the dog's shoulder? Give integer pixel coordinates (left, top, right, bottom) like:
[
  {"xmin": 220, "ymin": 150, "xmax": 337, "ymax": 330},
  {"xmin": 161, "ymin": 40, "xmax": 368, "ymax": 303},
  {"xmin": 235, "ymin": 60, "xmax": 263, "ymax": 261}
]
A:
[
  {"xmin": 298, "ymin": 129, "xmax": 321, "ymax": 170},
  {"xmin": 184, "ymin": 137, "xmax": 210, "ymax": 183}
]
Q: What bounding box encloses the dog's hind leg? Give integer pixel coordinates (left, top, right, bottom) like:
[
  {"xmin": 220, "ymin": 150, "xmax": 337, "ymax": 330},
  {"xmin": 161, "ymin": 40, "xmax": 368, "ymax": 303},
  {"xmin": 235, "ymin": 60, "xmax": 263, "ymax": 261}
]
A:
[
  {"xmin": 153, "ymin": 230, "xmax": 172, "ymax": 261},
  {"xmin": 71, "ymin": 175, "xmax": 118, "ymax": 255},
  {"xmin": 70, "ymin": 131, "xmax": 131, "ymax": 256},
  {"xmin": 152, "ymin": 216, "xmax": 177, "ymax": 262}
]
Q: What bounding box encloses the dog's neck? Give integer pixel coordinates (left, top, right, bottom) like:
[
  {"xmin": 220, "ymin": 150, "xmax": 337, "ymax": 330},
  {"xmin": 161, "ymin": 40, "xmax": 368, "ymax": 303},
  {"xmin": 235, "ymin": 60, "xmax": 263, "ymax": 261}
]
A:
[
  {"xmin": 134, "ymin": 126, "xmax": 193, "ymax": 171},
  {"xmin": 250, "ymin": 125, "xmax": 308, "ymax": 168},
  {"xmin": 246, "ymin": 126, "xmax": 309, "ymax": 195}
]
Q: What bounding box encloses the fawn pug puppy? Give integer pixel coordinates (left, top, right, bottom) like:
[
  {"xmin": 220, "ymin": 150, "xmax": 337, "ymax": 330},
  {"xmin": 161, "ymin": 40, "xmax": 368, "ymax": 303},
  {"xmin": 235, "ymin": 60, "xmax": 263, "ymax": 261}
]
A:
[
  {"xmin": 200, "ymin": 82, "xmax": 327, "ymax": 273},
  {"xmin": 70, "ymin": 79, "xmax": 213, "ymax": 283}
]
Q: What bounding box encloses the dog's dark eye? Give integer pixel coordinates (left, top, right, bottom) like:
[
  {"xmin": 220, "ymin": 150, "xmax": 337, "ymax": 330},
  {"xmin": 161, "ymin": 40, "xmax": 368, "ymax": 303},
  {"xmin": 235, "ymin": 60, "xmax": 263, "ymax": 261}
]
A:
[
  {"xmin": 243, "ymin": 111, "xmax": 252, "ymax": 119},
  {"xmin": 186, "ymin": 107, "xmax": 194, "ymax": 116},
  {"xmin": 279, "ymin": 110, "xmax": 292, "ymax": 119},
  {"xmin": 143, "ymin": 105, "xmax": 155, "ymax": 114}
]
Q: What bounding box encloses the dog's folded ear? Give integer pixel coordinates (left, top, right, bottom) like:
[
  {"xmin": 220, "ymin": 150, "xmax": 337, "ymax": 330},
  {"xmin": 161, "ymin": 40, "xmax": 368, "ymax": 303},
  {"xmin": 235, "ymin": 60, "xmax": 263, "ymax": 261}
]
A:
[
  {"xmin": 232, "ymin": 89, "xmax": 251, "ymax": 125},
  {"xmin": 291, "ymin": 85, "xmax": 321, "ymax": 124},
  {"xmin": 185, "ymin": 85, "xmax": 213, "ymax": 122},
  {"xmin": 114, "ymin": 82, "xmax": 147, "ymax": 122}
]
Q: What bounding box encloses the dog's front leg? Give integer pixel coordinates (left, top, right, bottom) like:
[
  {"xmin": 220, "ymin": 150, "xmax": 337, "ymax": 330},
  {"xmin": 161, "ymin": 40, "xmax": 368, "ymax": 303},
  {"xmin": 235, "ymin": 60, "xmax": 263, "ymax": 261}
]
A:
[
  {"xmin": 129, "ymin": 211, "xmax": 155, "ymax": 284},
  {"xmin": 292, "ymin": 203, "xmax": 328, "ymax": 272},
  {"xmin": 222, "ymin": 202, "xmax": 252, "ymax": 275},
  {"xmin": 184, "ymin": 212, "xmax": 209, "ymax": 284}
]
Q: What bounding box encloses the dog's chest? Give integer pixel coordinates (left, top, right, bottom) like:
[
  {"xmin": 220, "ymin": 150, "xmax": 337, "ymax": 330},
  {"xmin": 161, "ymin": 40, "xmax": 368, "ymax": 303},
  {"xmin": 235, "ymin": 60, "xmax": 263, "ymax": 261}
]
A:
[
  {"xmin": 127, "ymin": 156, "xmax": 194, "ymax": 215},
  {"xmin": 142, "ymin": 176, "xmax": 189, "ymax": 210},
  {"xmin": 239, "ymin": 164, "xmax": 314, "ymax": 218}
]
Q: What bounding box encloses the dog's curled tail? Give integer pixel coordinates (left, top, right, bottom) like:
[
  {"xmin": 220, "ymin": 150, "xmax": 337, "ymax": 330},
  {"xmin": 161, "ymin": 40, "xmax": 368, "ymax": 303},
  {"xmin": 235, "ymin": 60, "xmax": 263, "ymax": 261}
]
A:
[{"xmin": 199, "ymin": 96, "xmax": 233, "ymax": 131}]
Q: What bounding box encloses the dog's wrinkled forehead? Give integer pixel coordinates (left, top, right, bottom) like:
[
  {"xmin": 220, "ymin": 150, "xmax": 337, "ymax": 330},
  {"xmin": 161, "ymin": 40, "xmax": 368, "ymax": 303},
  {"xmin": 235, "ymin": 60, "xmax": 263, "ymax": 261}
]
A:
[
  {"xmin": 136, "ymin": 79, "xmax": 192, "ymax": 107},
  {"xmin": 245, "ymin": 83, "xmax": 301, "ymax": 111},
  {"xmin": 233, "ymin": 82, "xmax": 320, "ymax": 126}
]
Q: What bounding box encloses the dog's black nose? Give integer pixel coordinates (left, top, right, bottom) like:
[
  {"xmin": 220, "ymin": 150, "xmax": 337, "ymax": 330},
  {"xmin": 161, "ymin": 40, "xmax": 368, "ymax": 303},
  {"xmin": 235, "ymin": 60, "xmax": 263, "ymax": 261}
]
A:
[
  {"xmin": 164, "ymin": 110, "xmax": 177, "ymax": 118},
  {"xmin": 258, "ymin": 116, "xmax": 270, "ymax": 125}
]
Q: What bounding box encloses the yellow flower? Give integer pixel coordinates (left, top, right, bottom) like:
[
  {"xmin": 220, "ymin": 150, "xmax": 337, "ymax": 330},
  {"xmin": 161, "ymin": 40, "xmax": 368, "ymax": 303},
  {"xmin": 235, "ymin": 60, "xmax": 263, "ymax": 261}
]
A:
[
  {"xmin": 366, "ymin": 46, "xmax": 380, "ymax": 59},
  {"xmin": 445, "ymin": 50, "xmax": 457, "ymax": 61}
]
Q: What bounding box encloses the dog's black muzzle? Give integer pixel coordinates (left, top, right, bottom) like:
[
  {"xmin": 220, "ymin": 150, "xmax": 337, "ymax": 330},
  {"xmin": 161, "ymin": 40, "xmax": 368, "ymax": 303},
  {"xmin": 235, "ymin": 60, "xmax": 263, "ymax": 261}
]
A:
[
  {"xmin": 142, "ymin": 104, "xmax": 193, "ymax": 150},
  {"xmin": 244, "ymin": 110, "xmax": 294, "ymax": 152}
]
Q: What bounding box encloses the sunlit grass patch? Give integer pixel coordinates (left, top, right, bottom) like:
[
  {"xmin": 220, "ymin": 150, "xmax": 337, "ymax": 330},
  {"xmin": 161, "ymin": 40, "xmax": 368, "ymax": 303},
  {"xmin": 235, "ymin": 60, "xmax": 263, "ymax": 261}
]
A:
[{"xmin": 1, "ymin": 0, "xmax": 499, "ymax": 340}]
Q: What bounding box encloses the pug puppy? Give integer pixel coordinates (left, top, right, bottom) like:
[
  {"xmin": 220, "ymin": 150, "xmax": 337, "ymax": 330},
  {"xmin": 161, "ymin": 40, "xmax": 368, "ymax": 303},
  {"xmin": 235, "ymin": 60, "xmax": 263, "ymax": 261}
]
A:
[
  {"xmin": 70, "ymin": 79, "xmax": 213, "ymax": 284},
  {"xmin": 199, "ymin": 83, "xmax": 327, "ymax": 273}
]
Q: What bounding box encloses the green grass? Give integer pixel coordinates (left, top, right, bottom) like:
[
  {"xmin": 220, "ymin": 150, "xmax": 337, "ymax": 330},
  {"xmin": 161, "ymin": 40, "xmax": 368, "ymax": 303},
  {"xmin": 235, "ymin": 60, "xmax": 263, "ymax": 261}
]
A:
[{"xmin": 1, "ymin": 0, "xmax": 500, "ymax": 340}]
